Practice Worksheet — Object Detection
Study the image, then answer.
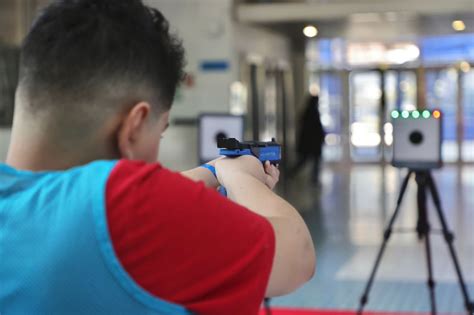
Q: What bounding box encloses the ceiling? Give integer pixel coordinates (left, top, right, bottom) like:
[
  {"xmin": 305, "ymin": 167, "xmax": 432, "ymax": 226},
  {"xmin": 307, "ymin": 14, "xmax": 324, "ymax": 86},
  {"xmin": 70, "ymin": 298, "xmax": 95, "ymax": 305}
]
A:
[
  {"xmin": 1, "ymin": 0, "xmax": 472, "ymax": 45},
  {"xmin": 236, "ymin": 0, "xmax": 474, "ymax": 42}
]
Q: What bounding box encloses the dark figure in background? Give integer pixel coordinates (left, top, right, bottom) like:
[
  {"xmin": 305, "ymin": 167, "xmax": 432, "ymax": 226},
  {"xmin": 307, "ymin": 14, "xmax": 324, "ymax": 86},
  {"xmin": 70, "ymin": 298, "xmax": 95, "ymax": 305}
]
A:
[{"xmin": 293, "ymin": 95, "xmax": 326, "ymax": 184}]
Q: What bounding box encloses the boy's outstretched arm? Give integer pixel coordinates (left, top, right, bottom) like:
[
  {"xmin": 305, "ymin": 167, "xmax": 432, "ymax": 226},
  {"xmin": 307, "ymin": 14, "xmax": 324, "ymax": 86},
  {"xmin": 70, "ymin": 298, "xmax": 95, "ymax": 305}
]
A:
[{"xmin": 215, "ymin": 156, "xmax": 316, "ymax": 297}]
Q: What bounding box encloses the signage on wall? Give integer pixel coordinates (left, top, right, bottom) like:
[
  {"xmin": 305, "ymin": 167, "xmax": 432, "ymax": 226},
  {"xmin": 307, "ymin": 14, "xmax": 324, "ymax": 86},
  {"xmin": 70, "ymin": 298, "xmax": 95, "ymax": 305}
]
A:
[{"xmin": 199, "ymin": 60, "xmax": 230, "ymax": 72}]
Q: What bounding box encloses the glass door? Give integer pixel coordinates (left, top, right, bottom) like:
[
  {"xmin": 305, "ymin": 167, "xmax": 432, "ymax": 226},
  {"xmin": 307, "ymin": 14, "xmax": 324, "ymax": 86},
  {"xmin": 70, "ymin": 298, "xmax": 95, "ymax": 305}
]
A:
[
  {"xmin": 316, "ymin": 71, "xmax": 343, "ymax": 162},
  {"xmin": 425, "ymin": 69, "xmax": 459, "ymax": 162},
  {"xmin": 383, "ymin": 70, "xmax": 418, "ymax": 162},
  {"xmin": 462, "ymin": 69, "xmax": 474, "ymax": 161},
  {"xmin": 349, "ymin": 71, "xmax": 383, "ymax": 162}
]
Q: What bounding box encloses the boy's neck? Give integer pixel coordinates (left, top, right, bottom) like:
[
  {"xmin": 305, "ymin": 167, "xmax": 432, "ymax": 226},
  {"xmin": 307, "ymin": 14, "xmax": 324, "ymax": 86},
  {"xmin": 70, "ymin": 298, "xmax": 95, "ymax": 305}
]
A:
[
  {"xmin": 6, "ymin": 128, "xmax": 117, "ymax": 172},
  {"xmin": 7, "ymin": 144, "xmax": 91, "ymax": 171}
]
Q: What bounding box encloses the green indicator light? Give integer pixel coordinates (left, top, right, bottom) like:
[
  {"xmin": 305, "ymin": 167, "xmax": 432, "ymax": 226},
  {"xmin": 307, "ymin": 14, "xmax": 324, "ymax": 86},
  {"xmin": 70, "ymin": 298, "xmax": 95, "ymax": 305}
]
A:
[
  {"xmin": 401, "ymin": 111, "xmax": 410, "ymax": 118},
  {"xmin": 422, "ymin": 110, "xmax": 431, "ymax": 118},
  {"xmin": 391, "ymin": 111, "xmax": 400, "ymax": 119},
  {"xmin": 412, "ymin": 111, "xmax": 420, "ymax": 118}
]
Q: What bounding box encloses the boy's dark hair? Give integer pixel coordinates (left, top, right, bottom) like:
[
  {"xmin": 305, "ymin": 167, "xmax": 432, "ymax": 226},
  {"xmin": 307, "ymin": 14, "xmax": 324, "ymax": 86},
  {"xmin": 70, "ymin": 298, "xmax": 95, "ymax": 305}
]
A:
[{"xmin": 19, "ymin": 0, "xmax": 185, "ymax": 116}]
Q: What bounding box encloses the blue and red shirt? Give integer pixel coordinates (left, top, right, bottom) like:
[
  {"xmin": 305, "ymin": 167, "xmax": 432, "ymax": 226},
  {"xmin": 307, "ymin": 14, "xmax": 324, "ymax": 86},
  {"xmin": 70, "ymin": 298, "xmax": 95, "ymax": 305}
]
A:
[{"xmin": 0, "ymin": 160, "xmax": 275, "ymax": 315}]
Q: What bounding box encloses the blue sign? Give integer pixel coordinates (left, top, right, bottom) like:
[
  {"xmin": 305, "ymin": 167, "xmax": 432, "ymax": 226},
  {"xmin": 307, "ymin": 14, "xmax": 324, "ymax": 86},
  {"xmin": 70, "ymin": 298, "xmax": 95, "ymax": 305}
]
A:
[
  {"xmin": 200, "ymin": 60, "xmax": 230, "ymax": 72},
  {"xmin": 421, "ymin": 34, "xmax": 474, "ymax": 64}
]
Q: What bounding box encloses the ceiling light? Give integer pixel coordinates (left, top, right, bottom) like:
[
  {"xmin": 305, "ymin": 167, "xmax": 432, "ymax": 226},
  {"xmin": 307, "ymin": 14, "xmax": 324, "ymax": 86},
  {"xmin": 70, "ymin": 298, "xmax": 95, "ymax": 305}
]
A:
[
  {"xmin": 385, "ymin": 44, "xmax": 420, "ymax": 65},
  {"xmin": 460, "ymin": 61, "xmax": 471, "ymax": 73},
  {"xmin": 452, "ymin": 20, "xmax": 466, "ymax": 31},
  {"xmin": 303, "ymin": 25, "xmax": 318, "ymax": 38}
]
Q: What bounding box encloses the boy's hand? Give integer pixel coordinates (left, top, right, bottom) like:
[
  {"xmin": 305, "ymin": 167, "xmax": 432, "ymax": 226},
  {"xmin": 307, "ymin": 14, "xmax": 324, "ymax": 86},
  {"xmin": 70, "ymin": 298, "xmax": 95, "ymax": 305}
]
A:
[
  {"xmin": 215, "ymin": 156, "xmax": 279, "ymax": 190},
  {"xmin": 264, "ymin": 161, "xmax": 280, "ymax": 190},
  {"xmin": 215, "ymin": 156, "xmax": 266, "ymax": 185}
]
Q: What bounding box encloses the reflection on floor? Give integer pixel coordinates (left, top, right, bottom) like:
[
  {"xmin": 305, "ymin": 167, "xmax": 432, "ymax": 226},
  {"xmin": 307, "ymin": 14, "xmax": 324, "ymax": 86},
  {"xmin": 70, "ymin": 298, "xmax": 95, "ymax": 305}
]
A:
[{"xmin": 275, "ymin": 165, "xmax": 474, "ymax": 313}]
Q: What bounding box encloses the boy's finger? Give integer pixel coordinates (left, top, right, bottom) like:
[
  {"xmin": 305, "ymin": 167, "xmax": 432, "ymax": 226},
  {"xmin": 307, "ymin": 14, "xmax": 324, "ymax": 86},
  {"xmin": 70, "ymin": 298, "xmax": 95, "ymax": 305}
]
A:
[
  {"xmin": 274, "ymin": 167, "xmax": 280, "ymax": 175},
  {"xmin": 264, "ymin": 161, "xmax": 271, "ymax": 171}
]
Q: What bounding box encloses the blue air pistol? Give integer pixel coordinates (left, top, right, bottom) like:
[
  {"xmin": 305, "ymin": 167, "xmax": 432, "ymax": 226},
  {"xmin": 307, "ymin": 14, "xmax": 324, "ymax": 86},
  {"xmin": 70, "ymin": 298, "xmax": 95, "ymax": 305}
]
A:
[
  {"xmin": 215, "ymin": 138, "xmax": 281, "ymax": 197},
  {"xmin": 217, "ymin": 138, "xmax": 281, "ymax": 165}
]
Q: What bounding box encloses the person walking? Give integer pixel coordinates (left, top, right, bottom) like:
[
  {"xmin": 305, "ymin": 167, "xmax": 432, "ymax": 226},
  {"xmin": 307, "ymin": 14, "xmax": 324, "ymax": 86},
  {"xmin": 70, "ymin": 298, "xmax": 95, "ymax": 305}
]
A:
[{"xmin": 292, "ymin": 95, "xmax": 326, "ymax": 184}]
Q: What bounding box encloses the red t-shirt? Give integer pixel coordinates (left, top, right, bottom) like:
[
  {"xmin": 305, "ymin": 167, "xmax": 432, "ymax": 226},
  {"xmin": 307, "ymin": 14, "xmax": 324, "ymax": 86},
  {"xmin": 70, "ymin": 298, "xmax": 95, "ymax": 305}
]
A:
[{"xmin": 105, "ymin": 160, "xmax": 275, "ymax": 315}]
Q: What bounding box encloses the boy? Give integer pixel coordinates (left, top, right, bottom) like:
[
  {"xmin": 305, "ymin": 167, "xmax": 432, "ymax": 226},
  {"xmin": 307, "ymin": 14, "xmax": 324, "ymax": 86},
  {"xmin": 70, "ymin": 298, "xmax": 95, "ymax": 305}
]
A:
[{"xmin": 0, "ymin": 0, "xmax": 315, "ymax": 314}]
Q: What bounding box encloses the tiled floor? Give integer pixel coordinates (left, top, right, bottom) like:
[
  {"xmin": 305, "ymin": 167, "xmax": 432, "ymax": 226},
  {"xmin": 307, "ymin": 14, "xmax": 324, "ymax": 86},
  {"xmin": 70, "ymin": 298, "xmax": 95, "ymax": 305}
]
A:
[{"xmin": 273, "ymin": 164, "xmax": 474, "ymax": 313}]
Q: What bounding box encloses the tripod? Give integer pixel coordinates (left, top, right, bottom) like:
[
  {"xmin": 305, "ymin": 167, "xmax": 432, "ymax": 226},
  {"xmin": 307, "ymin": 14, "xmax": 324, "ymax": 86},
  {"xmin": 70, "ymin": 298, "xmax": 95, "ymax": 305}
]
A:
[{"xmin": 357, "ymin": 170, "xmax": 474, "ymax": 315}]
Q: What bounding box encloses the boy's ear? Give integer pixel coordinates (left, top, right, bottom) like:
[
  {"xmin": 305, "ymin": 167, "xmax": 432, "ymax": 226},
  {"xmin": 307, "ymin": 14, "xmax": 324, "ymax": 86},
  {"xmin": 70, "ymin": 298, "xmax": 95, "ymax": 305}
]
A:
[{"xmin": 117, "ymin": 102, "xmax": 151, "ymax": 159}]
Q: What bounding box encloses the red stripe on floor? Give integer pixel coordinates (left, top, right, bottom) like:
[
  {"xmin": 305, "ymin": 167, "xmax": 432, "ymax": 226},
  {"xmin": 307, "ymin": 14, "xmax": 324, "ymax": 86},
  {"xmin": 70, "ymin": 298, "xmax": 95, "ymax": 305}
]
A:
[{"xmin": 259, "ymin": 308, "xmax": 461, "ymax": 315}]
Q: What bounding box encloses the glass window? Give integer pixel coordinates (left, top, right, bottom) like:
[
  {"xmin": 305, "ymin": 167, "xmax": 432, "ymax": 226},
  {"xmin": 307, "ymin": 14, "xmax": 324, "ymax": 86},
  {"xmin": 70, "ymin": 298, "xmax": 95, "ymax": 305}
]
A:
[{"xmin": 462, "ymin": 69, "xmax": 474, "ymax": 161}]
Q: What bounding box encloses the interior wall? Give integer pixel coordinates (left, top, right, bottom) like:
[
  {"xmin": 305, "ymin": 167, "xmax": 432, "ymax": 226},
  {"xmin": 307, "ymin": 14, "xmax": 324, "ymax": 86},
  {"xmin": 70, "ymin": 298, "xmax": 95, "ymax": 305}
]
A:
[
  {"xmin": 145, "ymin": 0, "xmax": 238, "ymax": 170},
  {"xmin": 0, "ymin": 0, "xmax": 296, "ymax": 171},
  {"xmin": 153, "ymin": 0, "xmax": 295, "ymax": 170},
  {"xmin": 146, "ymin": 0, "xmax": 237, "ymax": 119},
  {"xmin": 0, "ymin": 0, "xmax": 49, "ymax": 163},
  {"xmin": 0, "ymin": 0, "xmax": 237, "ymax": 169},
  {"xmin": 233, "ymin": 24, "xmax": 291, "ymax": 62},
  {"xmin": 0, "ymin": 0, "xmax": 18, "ymax": 162}
]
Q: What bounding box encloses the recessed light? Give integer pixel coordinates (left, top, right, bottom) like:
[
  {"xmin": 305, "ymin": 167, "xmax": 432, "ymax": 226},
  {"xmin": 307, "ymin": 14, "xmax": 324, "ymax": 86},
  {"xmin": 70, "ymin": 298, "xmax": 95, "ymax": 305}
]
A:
[
  {"xmin": 460, "ymin": 61, "xmax": 471, "ymax": 73},
  {"xmin": 303, "ymin": 25, "xmax": 318, "ymax": 38},
  {"xmin": 452, "ymin": 20, "xmax": 466, "ymax": 31}
]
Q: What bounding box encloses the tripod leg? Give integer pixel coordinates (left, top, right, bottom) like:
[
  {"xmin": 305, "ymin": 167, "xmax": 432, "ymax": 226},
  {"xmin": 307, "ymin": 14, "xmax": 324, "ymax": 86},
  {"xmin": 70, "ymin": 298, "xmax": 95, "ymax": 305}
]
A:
[
  {"xmin": 427, "ymin": 173, "xmax": 474, "ymax": 314},
  {"xmin": 423, "ymin": 218, "xmax": 437, "ymax": 314},
  {"xmin": 416, "ymin": 173, "xmax": 437, "ymax": 314},
  {"xmin": 416, "ymin": 175, "xmax": 428, "ymax": 240},
  {"xmin": 357, "ymin": 171, "xmax": 413, "ymax": 315}
]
